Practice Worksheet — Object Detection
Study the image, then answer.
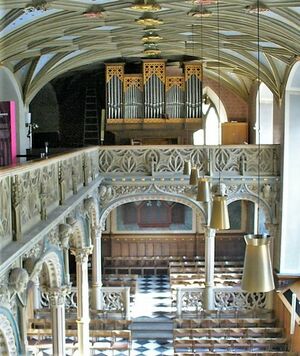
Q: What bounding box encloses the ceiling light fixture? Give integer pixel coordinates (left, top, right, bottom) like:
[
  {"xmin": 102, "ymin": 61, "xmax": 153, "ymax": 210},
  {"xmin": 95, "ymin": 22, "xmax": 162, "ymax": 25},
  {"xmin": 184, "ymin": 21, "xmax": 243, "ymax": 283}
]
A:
[
  {"xmin": 187, "ymin": 6, "xmax": 212, "ymax": 17},
  {"xmin": 83, "ymin": 5, "xmax": 105, "ymax": 18},
  {"xmin": 194, "ymin": 0, "xmax": 217, "ymax": 4},
  {"xmin": 242, "ymin": 0, "xmax": 274, "ymax": 293},
  {"xmin": 245, "ymin": 2, "xmax": 269, "ymax": 14},
  {"xmin": 143, "ymin": 48, "xmax": 161, "ymax": 56},
  {"xmin": 136, "ymin": 13, "xmax": 163, "ymax": 26},
  {"xmin": 24, "ymin": 0, "xmax": 49, "ymax": 12},
  {"xmin": 142, "ymin": 32, "xmax": 162, "ymax": 42},
  {"xmin": 143, "ymin": 42, "xmax": 161, "ymax": 54},
  {"xmin": 131, "ymin": 0, "xmax": 161, "ymax": 12}
]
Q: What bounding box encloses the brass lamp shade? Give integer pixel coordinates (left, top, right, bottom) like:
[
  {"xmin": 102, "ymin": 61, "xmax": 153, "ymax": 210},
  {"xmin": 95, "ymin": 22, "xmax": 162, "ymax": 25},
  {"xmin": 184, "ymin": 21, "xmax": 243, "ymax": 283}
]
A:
[
  {"xmin": 196, "ymin": 178, "xmax": 210, "ymax": 202},
  {"xmin": 241, "ymin": 234, "xmax": 275, "ymax": 292},
  {"xmin": 189, "ymin": 167, "xmax": 199, "ymax": 185},
  {"xmin": 209, "ymin": 194, "xmax": 230, "ymax": 230},
  {"xmin": 183, "ymin": 161, "xmax": 191, "ymax": 175}
]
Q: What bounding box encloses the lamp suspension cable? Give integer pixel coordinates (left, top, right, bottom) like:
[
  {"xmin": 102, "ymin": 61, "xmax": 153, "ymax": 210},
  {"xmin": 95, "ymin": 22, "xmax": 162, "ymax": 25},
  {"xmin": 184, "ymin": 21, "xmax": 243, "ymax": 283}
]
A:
[
  {"xmin": 241, "ymin": 0, "xmax": 275, "ymax": 293},
  {"xmin": 256, "ymin": 0, "xmax": 261, "ymax": 233},
  {"xmin": 209, "ymin": 0, "xmax": 230, "ymax": 230},
  {"xmin": 217, "ymin": 0, "xmax": 221, "ymax": 168}
]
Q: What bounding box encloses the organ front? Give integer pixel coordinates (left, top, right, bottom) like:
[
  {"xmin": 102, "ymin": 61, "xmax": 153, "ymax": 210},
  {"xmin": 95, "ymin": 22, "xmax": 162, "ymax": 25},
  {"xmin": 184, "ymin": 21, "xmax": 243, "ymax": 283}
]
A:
[{"xmin": 105, "ymin": 60, "xmax": 203, "ymax": 145}]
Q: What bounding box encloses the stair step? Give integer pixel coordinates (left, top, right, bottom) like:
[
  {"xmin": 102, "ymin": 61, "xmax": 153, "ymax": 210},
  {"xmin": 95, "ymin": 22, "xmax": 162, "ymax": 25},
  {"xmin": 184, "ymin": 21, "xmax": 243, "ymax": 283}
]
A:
[
  {"xmin": 132, "ymin": 330, "xmax": 173, "ymax": 339},
  {"xmin": 131, "ymin": 322, "xmax": 173, "ymax": 331}
]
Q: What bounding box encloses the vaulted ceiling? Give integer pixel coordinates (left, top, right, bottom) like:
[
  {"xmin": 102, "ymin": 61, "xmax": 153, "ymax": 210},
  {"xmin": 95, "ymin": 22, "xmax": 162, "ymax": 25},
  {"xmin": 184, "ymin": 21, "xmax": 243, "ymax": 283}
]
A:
[{"xmin": 0, "ymin": 0, "xmax": 299, "ymax": 104}]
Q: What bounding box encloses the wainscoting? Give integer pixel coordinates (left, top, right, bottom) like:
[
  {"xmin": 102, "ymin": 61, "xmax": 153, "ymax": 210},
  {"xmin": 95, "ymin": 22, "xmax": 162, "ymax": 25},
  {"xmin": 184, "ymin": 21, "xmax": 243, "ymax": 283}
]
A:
[{"xmin": 102, "ymin": 233, "xmax": 245, "ymax": 260}]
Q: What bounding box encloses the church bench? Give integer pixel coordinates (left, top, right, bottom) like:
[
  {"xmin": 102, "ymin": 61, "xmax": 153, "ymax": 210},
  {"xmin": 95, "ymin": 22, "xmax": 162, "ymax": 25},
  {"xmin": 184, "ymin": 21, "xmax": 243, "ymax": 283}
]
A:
[
  {"xmin": 89, "ymin": 329, "xmax": 131, "ymax": 354},
  {"xmin": 174, "ymin": 317, "xmax": 277, "ymax": 329},
  {"xmin": 173, "ymin": 337, "xmax": 288, "ymax": 353},
  {"xmin": 174, "ymin": 353, "xmax": 298, "ymax": 356}
]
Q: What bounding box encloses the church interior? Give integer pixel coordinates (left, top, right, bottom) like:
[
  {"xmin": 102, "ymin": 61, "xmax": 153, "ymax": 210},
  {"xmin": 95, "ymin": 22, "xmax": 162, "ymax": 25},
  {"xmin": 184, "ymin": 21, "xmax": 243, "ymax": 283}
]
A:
[{"xmin": 0, "ymin": 0, "xmax": 300, "ymax": 355}]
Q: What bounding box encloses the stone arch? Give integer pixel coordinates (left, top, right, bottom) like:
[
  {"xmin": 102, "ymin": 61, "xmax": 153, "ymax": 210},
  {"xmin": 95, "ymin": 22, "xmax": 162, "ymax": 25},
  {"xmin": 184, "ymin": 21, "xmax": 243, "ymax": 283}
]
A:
[
  {"xmin": 99, "ymin": 192, "xmax": 206, "ymax": 231},
  {"xmin": 227, "ymin": 193, "xmax": 272, "ymax": 230},
  {"xmin": 0, "ymin": 307, "xmax": 22, "ymax": 356},
  {"xmin": 203, "ymin": 86, "xmax": 227, "ymax": 122},
  {"xmin": 38, "ymin": 249, "xmax": 64, "ymax": 288}
]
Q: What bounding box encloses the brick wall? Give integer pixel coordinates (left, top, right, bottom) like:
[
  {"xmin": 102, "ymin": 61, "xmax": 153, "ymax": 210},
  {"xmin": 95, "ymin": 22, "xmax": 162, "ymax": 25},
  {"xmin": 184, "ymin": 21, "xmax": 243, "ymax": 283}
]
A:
[{"xmin": 204, "ymin": 78, "xmax": 248, "ymax": 121}]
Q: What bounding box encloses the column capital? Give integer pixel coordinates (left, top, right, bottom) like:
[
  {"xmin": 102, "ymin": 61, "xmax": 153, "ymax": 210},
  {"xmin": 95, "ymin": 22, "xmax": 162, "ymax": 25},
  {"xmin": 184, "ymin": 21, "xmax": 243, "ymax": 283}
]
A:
[
  {"xmin": 93, "ymin": 225, "xmax": 103, "ymax": 238},
  {"xmin": 202, "ymin": 225, "xmax": 216, "ymax": 237},
  {"xmin": 71, "ymin": 246, "xmax": 93, "ymax": 263},
  {"xmin": 46, "ymin": 285, "xmax": 69, "ymax": 307}
]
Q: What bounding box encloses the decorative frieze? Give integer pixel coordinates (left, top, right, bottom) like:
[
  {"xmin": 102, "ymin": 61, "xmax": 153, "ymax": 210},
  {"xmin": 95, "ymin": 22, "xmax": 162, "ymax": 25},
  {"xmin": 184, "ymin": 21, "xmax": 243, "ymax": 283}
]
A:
[{"xmin": 99, "ymin": 146, "xmax": 279, "ymax": 176}]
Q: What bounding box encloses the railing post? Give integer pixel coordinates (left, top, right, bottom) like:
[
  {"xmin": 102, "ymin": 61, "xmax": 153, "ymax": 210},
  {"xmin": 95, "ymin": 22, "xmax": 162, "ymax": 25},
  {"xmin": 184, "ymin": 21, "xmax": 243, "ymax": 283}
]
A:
[
  {"xmin": 176, "ymin": 288, "xmax": 182, "ymax": 318},
  {"xmin": 124, "ymin": 287, "xmax": 131, "ymax": 320},
  {"xmin": 11, "ymin": 175, "xmax": 22, "ymax": 240}
]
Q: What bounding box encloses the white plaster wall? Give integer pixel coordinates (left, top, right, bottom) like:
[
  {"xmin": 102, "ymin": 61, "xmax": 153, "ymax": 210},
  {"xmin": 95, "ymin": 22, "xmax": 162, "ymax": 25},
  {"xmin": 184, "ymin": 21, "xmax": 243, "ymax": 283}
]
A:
[{"xmin": 280, "ymin": 63, "xmax": 300, "ymax": 274}]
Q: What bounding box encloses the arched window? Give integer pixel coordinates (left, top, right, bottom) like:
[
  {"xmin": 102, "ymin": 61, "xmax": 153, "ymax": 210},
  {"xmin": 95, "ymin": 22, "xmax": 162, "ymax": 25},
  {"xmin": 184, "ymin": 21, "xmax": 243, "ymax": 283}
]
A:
[
  {"xmin": 193, "ymin": 87, "xmax": 227, "ymax": 145},
  {"xmin": 256, "ymin": 83, "xmax": 273, "ymax": 144}
]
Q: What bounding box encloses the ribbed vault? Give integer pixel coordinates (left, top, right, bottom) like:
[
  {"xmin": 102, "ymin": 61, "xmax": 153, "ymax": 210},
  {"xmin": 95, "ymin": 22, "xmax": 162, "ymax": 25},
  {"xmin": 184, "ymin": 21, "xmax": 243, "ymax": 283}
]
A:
[{"xmin": 0, "ymin": 0, "xmax": 299, "ymax": 103}]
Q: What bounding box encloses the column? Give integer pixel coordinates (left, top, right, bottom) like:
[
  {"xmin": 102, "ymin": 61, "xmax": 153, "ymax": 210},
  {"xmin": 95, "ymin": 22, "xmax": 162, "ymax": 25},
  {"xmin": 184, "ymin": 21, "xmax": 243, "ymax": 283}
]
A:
[
  {"xmin": 32, "ymin": 276, "xmax": 41, "ymax": 309},
  {"xmin": 203, "ymin": 226, "xmax": 216, "ymax": 310},
  {"xmin": 91, "ymin": 227, "xmax": 102, "ymax": 310},
  {"xmin": 48, "ymin": 287, "xmax": 67, "ymax": 356},
  {"xmin": 71, "ymin": 246, "xmax": 93, "ymax": 356}
]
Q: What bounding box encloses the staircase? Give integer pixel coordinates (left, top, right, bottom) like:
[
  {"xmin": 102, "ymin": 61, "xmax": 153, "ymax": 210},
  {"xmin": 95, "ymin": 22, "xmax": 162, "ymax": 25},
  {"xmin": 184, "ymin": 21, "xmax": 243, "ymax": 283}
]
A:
[
  {"xmin": 83, "ymin": 87, "xmax": 99, "ymax": 146},
  {"xmin": 131, "ymin": 317, "xmax": 173, "ymax": 339}
]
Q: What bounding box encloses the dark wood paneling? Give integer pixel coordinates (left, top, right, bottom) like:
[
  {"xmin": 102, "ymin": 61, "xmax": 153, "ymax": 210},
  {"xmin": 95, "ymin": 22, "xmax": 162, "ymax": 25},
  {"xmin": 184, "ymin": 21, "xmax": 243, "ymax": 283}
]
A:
[{"xmin": 102, "ymin": 233, "xmax": 245, "ymax": 260}]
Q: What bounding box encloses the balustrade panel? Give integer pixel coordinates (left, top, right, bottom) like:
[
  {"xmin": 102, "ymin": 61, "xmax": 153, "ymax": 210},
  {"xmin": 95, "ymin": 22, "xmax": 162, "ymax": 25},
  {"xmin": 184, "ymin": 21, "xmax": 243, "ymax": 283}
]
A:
[
  {"xmin": 98, "ymin": 145, "xmax": 280, "ymax": 176},
  {"xmin": 0, "ymin": 174, "xmax": 12, "ymax": 248}
]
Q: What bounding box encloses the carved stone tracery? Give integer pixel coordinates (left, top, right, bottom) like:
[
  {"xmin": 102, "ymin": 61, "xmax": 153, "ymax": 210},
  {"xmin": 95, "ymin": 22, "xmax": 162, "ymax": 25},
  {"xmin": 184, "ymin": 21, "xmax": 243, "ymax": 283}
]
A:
[{"xmin": 0, "ymin": 314, "xmax": 18, "ymax": 356}]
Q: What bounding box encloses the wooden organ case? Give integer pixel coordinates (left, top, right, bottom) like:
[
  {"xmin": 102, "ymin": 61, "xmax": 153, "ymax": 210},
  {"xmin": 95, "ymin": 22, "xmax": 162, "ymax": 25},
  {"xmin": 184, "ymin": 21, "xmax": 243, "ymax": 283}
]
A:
[{"xmin": 105, "ymin": 60, "xmax": 203, "ymax": 144}]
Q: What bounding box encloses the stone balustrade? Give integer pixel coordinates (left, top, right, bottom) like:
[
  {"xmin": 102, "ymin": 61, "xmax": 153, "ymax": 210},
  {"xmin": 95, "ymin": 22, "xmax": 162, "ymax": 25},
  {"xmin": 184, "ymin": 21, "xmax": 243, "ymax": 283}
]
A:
[
  {"xmin": 176, "ymin": 286, "xmax": 270, "ymax": 317},
  {"xmin": 0, "ymin": 144, "xmax": 280, "ymax": 266},
  {"xmin": 99, "ymin": 144, "xmax": 280, "ymax": 177},
  {"xmin": 0, "ymin": 147, "xmax": 99, "ymax": 251}
]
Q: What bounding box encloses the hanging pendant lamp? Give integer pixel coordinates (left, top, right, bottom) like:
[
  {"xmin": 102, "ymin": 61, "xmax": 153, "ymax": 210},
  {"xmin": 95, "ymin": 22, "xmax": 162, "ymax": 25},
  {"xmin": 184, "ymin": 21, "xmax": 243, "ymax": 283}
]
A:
[
  {"xmin": 241, "ymin": 0, "xmax": 274, "ymax": 293},
  {"xmin": 241, "ymin": 234, "xmax": 274, "ymax": 292},
  {"xmin": 210, "ymin": 193, "xmax": 230, "ymax": 230},
  {"xmin": 196, "ymin": 178, "xmax": 210, "ymax": 202},
  {"xmin": 189, "ymin": 167, "xmax": 199, "ymax": 185},
  {"xmin": 183, "ymin": 161, "xmax": 191, "ymax": 175}
]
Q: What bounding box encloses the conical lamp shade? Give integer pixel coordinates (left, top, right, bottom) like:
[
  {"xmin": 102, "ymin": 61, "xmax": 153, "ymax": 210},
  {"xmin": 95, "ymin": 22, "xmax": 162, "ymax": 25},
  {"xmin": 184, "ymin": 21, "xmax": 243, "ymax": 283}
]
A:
[
  {"xmin": 241, "ymin": 234, "xmax": 275, "ymax": 292},
  {"xmin": 189, "ymin": 167, "xmax": 199, "ymax": 185},
  {"xmin": 196, "ymin": 178, "xmax": 210, "ymax": 202},
  {"xmin": 209, "ymin": 194, "xmax": 230, "ymax": 230},
  {"xmin": 183, "ymin": 161, "xmax": 191, "ymax": 175}
]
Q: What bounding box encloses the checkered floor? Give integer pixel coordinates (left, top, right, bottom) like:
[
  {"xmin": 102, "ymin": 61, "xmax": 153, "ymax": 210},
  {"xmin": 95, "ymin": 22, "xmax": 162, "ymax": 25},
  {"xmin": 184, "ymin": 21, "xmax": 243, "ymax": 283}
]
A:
[
  {"xmin": 129, "ymin": 275, "xmax": 174, "ymax": 355},
  {"xmin": 131, "ymin": 274, "xmax": 174, "ymax": 319}
]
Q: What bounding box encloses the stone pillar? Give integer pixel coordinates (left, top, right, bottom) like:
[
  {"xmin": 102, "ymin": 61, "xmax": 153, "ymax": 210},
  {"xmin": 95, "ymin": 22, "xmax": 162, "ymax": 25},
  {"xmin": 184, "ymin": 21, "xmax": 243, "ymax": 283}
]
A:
[
  {"xmin": 32, "ymin": 277, "xmax": 40, "ymax": 309},
  {"xmin": 71, "ymin": 246, "xmax": 93, "ymax": 356},
  {"xmin": 48, "ymin": 287, "xmax": 67, "ymax": 356},
  {"xmin": 203, "ymin": 226, "xmax": 216, "ymax": 310},
  {"xmin": 59, "ymin": 223, "xmax": 72, "ymax": 285},
  {"xmin": 91, "ymin": 227, "xmax": 103, "ymax": 310}
]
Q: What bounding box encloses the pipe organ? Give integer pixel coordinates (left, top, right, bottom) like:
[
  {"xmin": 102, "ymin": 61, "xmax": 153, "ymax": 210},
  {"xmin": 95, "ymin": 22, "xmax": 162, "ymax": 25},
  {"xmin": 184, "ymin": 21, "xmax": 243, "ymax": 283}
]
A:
[
  {"xmin": 106, "ymin": 64, "xmax": 124, "ymax": 119},
  {"xmin": 105, "ymin": 60, "xmax": 203, "ymax": 120}
]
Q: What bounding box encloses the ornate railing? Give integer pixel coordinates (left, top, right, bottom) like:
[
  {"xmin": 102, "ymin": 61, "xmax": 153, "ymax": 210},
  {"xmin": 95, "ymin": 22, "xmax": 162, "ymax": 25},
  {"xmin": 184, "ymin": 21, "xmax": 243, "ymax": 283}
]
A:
[
  {"xmin": 0, "ymin": 144, "xmax": 280, "ymax": 253},
  {"xmin": 0, "ymin": 147, "xmax": 99, "ymax": 250},
  {"xmin": 40, "ymin": 286, "xmax": 130, "ymax": 318},
  {"xmin": 98, "ymin": 145, "xmax": 280, "ymax": 177},
  {"xmin": 176, "ymin": 286, "xmax": 270, "ymax": 317}
]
